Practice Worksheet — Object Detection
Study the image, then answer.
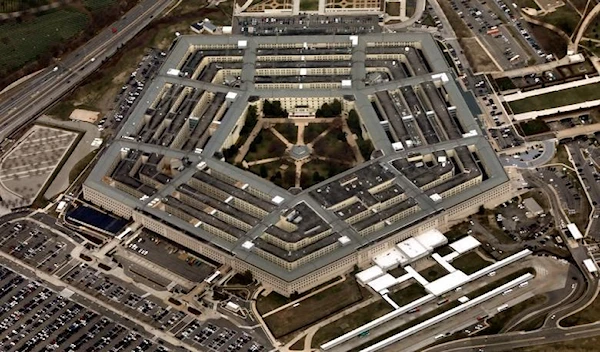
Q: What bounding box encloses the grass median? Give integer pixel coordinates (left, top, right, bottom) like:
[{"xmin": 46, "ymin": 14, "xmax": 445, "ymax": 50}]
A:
[
  {"xmin": 262, "ymin": 278, "xmax": 368, "ymax": 339},
  {"xmin": 509, "ymin": 82, "xmax": 600, "ymax": 114}
]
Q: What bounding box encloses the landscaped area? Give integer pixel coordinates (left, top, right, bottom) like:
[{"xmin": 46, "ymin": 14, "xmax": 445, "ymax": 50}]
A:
[
  {"xmin": 262, "ymin": 278, "xmax": 368, "ymax": 338},
  {"xmin": 388, "ymin": 283, "xmax": 427, "ymax": 306},
  {"xmin": 225, "ymin": 100, "xmax": 373, "ymax": 190},
  {"xmin": 311, "ymin": 299, "xmax": 394, "ymax": 348},
  {"xmin": 419, "ymin": 263, "xmax": 449, "ymax": 282},
  {"xmin": 482, "ymin": 294, "xmax": 547, "ymax": 334},
  {"xmin": 518, "ymin": 119, "xmax": 551, "ymax": 136},
  {"xmin": 300, "ymin": 0, "xmax": 319, "ymax": 10},
  {"xmin": 509, "ymin": 82, "xmax": 600, "ymax": 114},
  {"xmin": 450, "ymin": 251, "xmax": 491, "ymax": 275},
  {"xmin": 466, "ymin": 268, "xmax": 535, "ymax": 300},
  {"xmin": 561, "ymin": 293, "xmax": 600, "ymax": 326},
  {"xmin": 539, "ymin": 4, "xmax": 581, "ymax": 36}
]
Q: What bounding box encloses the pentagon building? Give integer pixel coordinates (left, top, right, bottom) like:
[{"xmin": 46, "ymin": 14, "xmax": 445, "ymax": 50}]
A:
[{"xmin": 83, "ymin": 33, "xmax": 512, "ymax": 296}]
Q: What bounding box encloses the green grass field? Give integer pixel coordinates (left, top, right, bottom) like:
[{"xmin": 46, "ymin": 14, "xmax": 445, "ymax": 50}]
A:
[
  {"xmin": 541, "ymin": 4, "xmax": 581, "ymax": 36},
  {"xmin": 311, "ymin": 299, "xmax": 394, "ymax": 348},
  {"xmin": 450, "ymin": 251, "xmax": 491, "ymax": 275},
  {"xmin": 519, "ymin": 119, "xmax": 551, "ymax": 136},
  {"xmin": 509, "ymin": 82, "xmax": 600, "ymax": 114},
  {"xmin": 263, "ymin": 278, "xmax": 366, "ymax": 338},
  {"xmin": 388, "ymin": 283, "xmax": 427, "ymax": 306},
  {"xmin": 0, "ymin": 0, "xmax": 48, "ymax": 13},
  {"xmin": 0, "ymin": 9, "xmax": 89, "ymax": 71},
  {"xmin": 466, "ymin": 268, "xmax": 535, "ymax": 299},
  {"xmin": 300, "ymin": 0, "xmax": 318, "ymax": 10},
  {"xmin": 83, "ymin": 0, "xmax": 116, "ymax": 10},
  {"xmin": 561, "ymin": 290, "xmax": 600, "ymax": 326}
]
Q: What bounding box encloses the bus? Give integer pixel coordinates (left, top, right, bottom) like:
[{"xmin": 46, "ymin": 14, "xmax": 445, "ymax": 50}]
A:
[
  {"xmin": 509, "ymin": 55, "xmax": 520, "ymax": 62},
  {"xmin": 437, "ymin": 298, "xmax": 449, "ymax": 306}
]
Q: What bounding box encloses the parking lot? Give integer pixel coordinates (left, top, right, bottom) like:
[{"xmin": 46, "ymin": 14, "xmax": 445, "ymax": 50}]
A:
[
  {"xmin": 124, "ymin": 230, "xmax": 216, "ymax": 283},
  {"xmin": 0, "ymin": 220, "xmax": 73, "ymax": 275},
  {"xmin": 98, "ymin": 49, "xmax": 165, "ymax": 133},
  {"xmin": 59, "ymin": 262, "xmax": 188, "ymax": 331},
  {"xmin": 0, "ymin": 264, "xmax": 176, "ymax": 352},
  {"xmin": 489, "ymin": 125, "xmax": 524, "ymax": 150},
  {"xmin": 234, "ymin": 15, "xmax": 381, "ymax": 36},
  {"xmin": 568, "ymin": 140, "xmax": 600, "ymax": 240},
  {"xmin": 536, "ymin": 167, "xmax": 585, "ymax": 215},
  {"xmin": 176, "ymin": 320, "xmax": 266, "ymax": 352},
  {"xmin": 450, "ymin": 0, "xmax": 547, "ymax": 69}
]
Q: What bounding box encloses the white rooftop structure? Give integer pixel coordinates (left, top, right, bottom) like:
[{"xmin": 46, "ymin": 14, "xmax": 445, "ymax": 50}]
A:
[
  {"xmin": 166, "ymin": 68, "xmax": 181, "ymax": 76},
  {"xmin": 299, "ymin": 68, "xmax": 307, "ymax": 76},
  {"xmin": 341, "ymin": 80, "xmax": 352, "ymax": 88},
  {"xmin": 442, "ymin": 251, "xmax": 460, "ymax": 262},
  {"xmin": 430, "ymin": 193, "xmax": 442, "ymax": 202},
  {"xmin": 568, "ymin": 53, "xmax": 585, "ymax": 63},
  {"xmin": 367, "ymin": 274, "xmax": 397, "ymax": 293},
  {"xmin": 373, "ymin": 247, "xmax": 408, "ymax": 270},
  {"xmin": 397, "ymin": 237, "xmax": 428, "ymax": 260},
  {"xmin": 349, "ymin": 35, "xmax": 359, "ymax": 47},
  {"xmin": 237, "ymin": 40, "xmax": 248, "ymax": 49},
  {"xmin": 241, "ymin": 241, "xmax": 255, "ymax": 250},
  {"xmin": 392, "ymin": 142, "xmax": 404, "ymax": 151},
  {"xmin": 91, "ymin": 138, "xmax": 103, "ymax": 148},
  {"xmin": 356, "ymin": 266, "xmax": 385, "ymax": 285},
  {"xmin": 415, "ymin": 229, "xmax": 447, "ymax": 250},
  {"xmin": 431, "ymin": 72, "xmax": 449, "ymax": 83},
  {"xmin": 458, "ymin": 296, "xmax": 470, "ymax": 303},
  {"xmin": 271, "ymin": 195, "xmax": 285, "ymax": 205},
  {"xmin": 462, "ymin": 130, "xmax": 478, "ymax": 138},
  {"xmin": 225, "ymin": 302, "xmax": 240, "ymax": 312},
  {"xmin": 583, "ymin": 258, "xmax": 598, "ymax": 273},
  {"xmin": 431, "ymin": 253, "xmax": 456, "ymax": 273},
  {"xmin": 449, "ymin": 235, "xmax": 481, "ymax": 254},
  {"xmin": 338, "ymin": 235, "xmax": 351, "ymax": 246},
  {"xmin": 424, "ymin": 271, "xmax": 469, "ymax": 296},
  {"xmin": 226, "ymin": 92, "xmax": 238, "ymax": 101},
  {"xmin": 567, "ymin": 223, "xmax": 583, "ymax": 240}
]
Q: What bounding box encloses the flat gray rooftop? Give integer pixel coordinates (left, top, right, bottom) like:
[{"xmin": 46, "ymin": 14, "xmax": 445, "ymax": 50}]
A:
[{"xmin": 84, "ymin": 33, "xmax": 507, "ymax": 282}]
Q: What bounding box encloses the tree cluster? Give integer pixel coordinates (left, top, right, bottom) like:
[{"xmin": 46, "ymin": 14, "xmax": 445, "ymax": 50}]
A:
[
  {"xmin": 262, "ymin": 100, "xmax": 288, "ymax": 118},
  {"xmin": 241, "ymin": 106, "xmax": 258, "ymax": 136},
  {"xmin": 347, "ymin": 109, "xmax": 362, "ymax": 135},
  {"xmin": 316, "ymin": 99, "xmax": 342, "ymax": 118}
]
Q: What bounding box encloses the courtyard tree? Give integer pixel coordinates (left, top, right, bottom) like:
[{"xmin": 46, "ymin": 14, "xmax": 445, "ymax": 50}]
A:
[
  {"xmin": 331, "ymin": 99, "xmax": 342, "ymax": 116},
  {"xmin": 347, "ymin": 109, "xmax": 361, "ymax": 135},
  {"xmin": 259, "ymin": 165, "xmax": 268, "ymax": 178}
]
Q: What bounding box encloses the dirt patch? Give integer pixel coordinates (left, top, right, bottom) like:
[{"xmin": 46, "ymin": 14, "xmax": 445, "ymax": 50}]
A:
[
  {"xmin": 460, "ymin": 37, "xmax": 500, "ymax": 72},
  {"xmin": 69, "ymin": 108, "xmax": 99, "ymax": 123}
]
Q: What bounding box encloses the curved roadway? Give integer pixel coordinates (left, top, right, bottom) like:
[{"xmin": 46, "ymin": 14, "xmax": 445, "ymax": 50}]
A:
[
  {"xmin": 0, "ymin": 0, "xmax": 175, "ymax": 142},
  {"xmin": 422, "ymin": 168, "xmax": 599, "ymax": 352}
]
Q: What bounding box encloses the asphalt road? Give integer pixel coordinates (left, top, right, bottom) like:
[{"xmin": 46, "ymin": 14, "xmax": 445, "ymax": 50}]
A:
[
  {"xmin": 422, "ymin": 171, "xmax": 599, "ymax": 352},
  {"xmin": 0, "ymin": 0, "xmax": 175, "ymax": 142}
]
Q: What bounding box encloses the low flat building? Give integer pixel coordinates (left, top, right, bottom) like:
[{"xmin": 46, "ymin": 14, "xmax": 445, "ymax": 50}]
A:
[{"xmin": 83, "ymin": 33, "xmax": 512, "ymax": 296}]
